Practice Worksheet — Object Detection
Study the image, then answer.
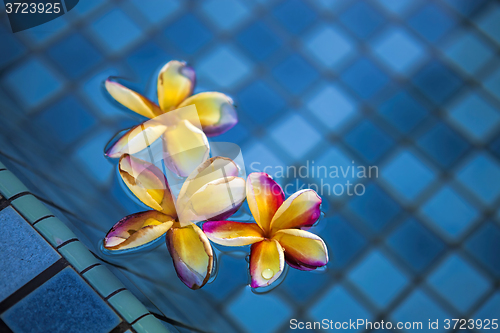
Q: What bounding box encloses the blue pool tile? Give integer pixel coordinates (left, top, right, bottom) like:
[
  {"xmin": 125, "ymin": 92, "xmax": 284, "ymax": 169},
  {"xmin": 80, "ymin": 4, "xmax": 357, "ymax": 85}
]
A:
[
  {"xmin": 227, "ymin": 289, "xmax": 293, "ymax": 333},
  {"xmin": 237, "ymin": 21, "xmax": 282, "ymax": 61},
  {"xmin": 466, "ymin": 222, "xmax": 500, "ymax": 277},
  {"xmin": 272, "ymin": 0, "xmax": 316, "ymax": 34},
  {"xmin": 344, "ymin": 120, "xmax": 395, "ymax": 163},
  {"xmin": 204, "ymin": 254, "xmax": 248, "ymax": 302},
  {"xmin": 89, "ymin": 8, "xmax": 142, "ymax": 54},
  {"xmin": 341, "ymin": 58, "xmax": 389, "ymax": 99},
  {"xmin": 47, "ymin": 33, "xmax": 103, "ymax": 79},
  {"xmin": 130, "ymin": 0, "xmax": 181, "ymax": 24},
  {"xmin": 372, "ymin": 27, "xmax": 425, "ymax": 75},
  {"xmin": 304, "ymin": 24, "xmax": 355, "ymax": 69},
  {"xmin": 127, "ymin": 41, "xmax": 171, "ymax": 87},
  {"xmin": 457, "ymin": 153, "xmax": 500, "ymax": 205},
  {"xmin": 243, "ymin": 141, "xmax": 285, "ymax": 177},
  {"xmin": 3, "ymin": 58, "xmax": 63, "ymax": 110},
  {"xmin": 164, "ymin": 13, "xmax": 213, "ymax": 54},
  {"xmin": 80, "ymin": 67, "xmax": 125, "ymax": 118},
  {"xmin": 378, "ymin": 90, "xmax": 428, "ymax": 134},
  {"xmin": 381, "ymin": 150, "xmax": 436, "ymax": 202},
  {"xmin": 198, "ymin": 45, "xmax": 252, "ymax": 88},
  {"xmin": 349, "ymin": 250, "xmax": 409, "ymax": 309},
  {"xmin": 0, "ymin": 207, "xmax": 60, "ymax": 302},
  {"xmin": 445, "ymin": 0, "xmax": 489, "ymax": 16},
  {"xmin": 339, "ymin": 2, "xmax": 385, "ymax": 39},
  {"xmin": 388, "ymin": 218, "xmax": 445, "ymax": 272},
  {"xmin": 270, "ymin": 113, "xmax": 322, "ymax": 160},
  {"xmin": 474, "ymin": 292, "xmax": 500, "ymax": 327},
  {"xmin": 491, "ymin": 135, "xmax": 500, "ymax": 159},
  {"xmin": 201, "ymin": 0, "xmax": 250, "ymax": 31},
  {"xmin": 477, "ymin": 5, "xmax": 500, "ymax": 45},
  {"xmin": 428, "ymin": 254, "xmax": 492, "ymax": 313},
  {"xmin": 309, "ymin": 286, "xmax": 372, "ymax": 332},
  {"xmin": 412, "ymin": 61, "xmax": 462, "ymax": 104},
  {"xmin": 35, "ymin": 95, "xmax": 97, "ymax": 147},
  {"xmin": 392, "ymin": 289, "xmax": 451, "ymax": 333},
  {"xmin": 0, "ymin": 25, "xmax": 25, "ymax": 69},
  {"xmin": 74, "ymin": 130, "xmax": 115, "ymax": 183},
  {"xmin": 1, "ymin": 268, "xmax": 120, "ymax": 333},
  {"xmin": 447, "ymin": 92, "xmax": 500, "ymax": 142},
  {"xmin": 376, "ymin": 0, "xmax": 415, "ymax": 15},
  {"xmin": 408, "ymin": 3, "xmax": 456, "ymax": 43},
  {"xmin": 312, "ymin": 147, "xmax": 358, "ymax": 191},
  {"xmin": 417, "ymin": 122, "xmax": 469, "ymax": 168},
  {"xmin": 444, "ymin": 30, "xmax": 494, "ymax": 75},
  {"xmin": 348, "ymin": 183, "xmax": 401, "ymax": 232},
  {"xmin": 484, "ymin": 67, "xmax": 500, "ymax": 100},
  {"xmin": 69, "ymin": 0, "xmax": 103, "ymax": 17},
  {"xmin": 237, "ymin": 80, "xmax": 286, "ymax": 124},
  {"xmin": 272, "ymin": 55, "xmax": 319, "ymax": 94},
  {"xmin": 282, "ymin": 268, "xmax": 331, "ymax": 304},
  {"xmin": 306, "ymin": 84, "xmax": 358, "ymax": 132},
  {"xmin": 21, "ymin": 16, "xmax": 69, "ymax": 45},
  {"xmin": 421, "ymin": 185, "xmax": 478, "ymax": 240}
]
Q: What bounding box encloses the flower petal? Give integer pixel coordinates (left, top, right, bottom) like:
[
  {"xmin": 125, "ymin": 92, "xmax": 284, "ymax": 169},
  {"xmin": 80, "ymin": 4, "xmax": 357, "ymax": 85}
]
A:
[
  {"xmin": 249, "ymin": 239, "xmax": 285, "ymax": 288},
  {"xmin": 246, "ymin": 173, "xmax": 285, "ymax": 234},
  {"xmin": 166, "ymin": 223, "xmax": 213, "ymax": 289},
  {"xmin": 105, "ymin": 121, "xmax": 167, "ymax": 158},
  {"xmin": 163, "ymin": 119, "xmax": 210, "ymax": 177},
  {"xmin": 157, "ymin": 60, "xmax": 196, "ymax": 112},
  {"xmin": 178, "ymin": 92, "xmax": 238, "ymax": 136},
  {"xmin": 104, "ymin": 211, "xmax": 174, "ymax": 250},
  {"xmin": 272, "ymin": 229, "xmax": 328, "ymax": 270},
  {"xmin": 203, "ymin": 221, "xmax": 264, "ymax": 246},
  {"xmin": 105, "ymin": 79, "xmax": 163, "ymax": 118},
  {"xmin": 270, "ymin": 189, "xmax": 321, "ymax": 234},
  {"xmin": 119, "ymin": 154, "xmax": 177, "ymax": 216},
  {"xmin": 178, "ymin": 176, "xmax": 246, "ymax": 226}
]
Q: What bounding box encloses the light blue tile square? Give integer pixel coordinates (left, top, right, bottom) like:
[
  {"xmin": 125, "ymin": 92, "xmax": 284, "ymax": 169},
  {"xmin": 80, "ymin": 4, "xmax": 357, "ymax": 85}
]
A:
[
  {"xmin": 243, "ymin": 141, "xmax": 285, "ymax": 177},
  {"xmin": 304, "ymin": 24, "xmax": 354, "ymax": 69},
  {"xmin": 444, "ymin": 31, "xmax": 494, "ymax": 75},
  {"xmin": 73, "ymin": 130, "xmax": 115, "ymax": 183},
  {"xmin": 457, "ymin": 153, "xmax": 500, "ymax": 205},
  {"xmin": 201, "ymin": 0, "xmax": 251, "ymax": 31},
  {"xmin": 348, "ymin": 250, "xmax": 408, "ymax": 309},
  {"xmin": 477, "ymin": 5, "xmax": 500, "ymax": 45},
  {"xmin": 80, "ymin": 67, "xmax": 123, "ymax": 118},
  {"xmin": 447, "ymin": 92, "xmax": 500, "ymax": 142},
  {"xmin": 428, "ymin": 254, "xmax": 492, "ymax": 313},
  {"xmin": 382, "ymin": 150, "xmax": 436, "ymax": 202},
  {"xmin": 3, "ymin": 58, "xmax": 63, "ymax": 110},
  {"xmin": 313, "ymin": 147, "xmax": 358, "ymax": 195},
  {"xmin": 421, "ymin": 185, "xmax": 478, "ymax": 239}
]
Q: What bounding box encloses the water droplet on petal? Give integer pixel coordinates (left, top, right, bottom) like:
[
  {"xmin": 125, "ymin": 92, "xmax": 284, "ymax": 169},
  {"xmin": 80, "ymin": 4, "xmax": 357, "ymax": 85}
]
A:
[{"xmin": 261, "ymin": 268, "xmax": 274, "ymax": 280}]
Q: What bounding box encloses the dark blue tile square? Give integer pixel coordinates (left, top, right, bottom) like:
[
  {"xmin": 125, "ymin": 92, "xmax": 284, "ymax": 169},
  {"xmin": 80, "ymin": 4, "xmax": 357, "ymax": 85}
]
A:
[
  {"xmin": 409, "ymin": 3, "xmax": 456, "ymax": 42},
  {"xmin": 412, "ymin": 61, "xmax": 462, "ymax": 104},
  {"xmin": 417, "ymin": 122, "xmax": 470, "ymax": 168},
  {"xmin": 388, "ymin": 218, "xmax": 445, "ymax": 272},
  {"xmin": 237, "ymin": 21, "xmax": 282, "ymax": 61},
  {"xmin": 0, "ymin": 25, "xmax": 26, "ymax": 69},
  {"xmin": 344, "ymin": 120, "xmax": 395, "ymax": 163},
  {"xmin": 164, "ymin": 14, "xmax": 213, "ymax": 54},
  {"xmin": 282, "ymin": 268, "xmax": 332, "ymax": 303},
  {"xmin": 466, "ymin": 222, "xmax": 500, "ymax": 277},
  {"xmin": 35, "ymin": 95, "xmax": 97, "ymax": 147},
  {"xmin": 341, "ymin": 58, "xmax": 389, "ymax": 99},
  {"xmin": 273, "ymin": 0, "xmax": 316, "ymax": 34},
  {"xmin": 2, "ymin": 268, "xmax": 120, "ymax": 333},
  {"xmin": 237, "ymin": 80, "xmax": 286, "ymax": 124},
  {"xmin": 340, "ymin": 2, "xmax": 385, "ymax": 39},
  {"xmin": 347, "ymin": 183, "xmax": 401, "ymax": 233},
  {"xmin": 272, "ymin": 55, "xmax": 319, "ymax": 94},
  {"xmin": 47, "ymin": 33, "xmax": 102, "ymax": 79},
  {"xmin": 378, "ymin": 91, "xmax": 429, "ymax": 133}
]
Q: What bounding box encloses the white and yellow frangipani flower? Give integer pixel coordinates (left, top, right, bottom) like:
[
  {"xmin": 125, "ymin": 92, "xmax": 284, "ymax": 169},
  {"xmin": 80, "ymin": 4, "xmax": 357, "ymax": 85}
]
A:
[{"xmin": 104, "ymin": 155, "xmax": 246, "ymax": 289}]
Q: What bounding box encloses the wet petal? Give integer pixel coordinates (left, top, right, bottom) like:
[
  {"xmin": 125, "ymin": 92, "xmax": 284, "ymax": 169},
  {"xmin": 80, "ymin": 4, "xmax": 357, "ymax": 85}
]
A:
[
  {"xmin": 249, "ymin": 239, "xmax": 284, "ymax": 288},
  {"xmin": 105, "ymin": 121, "xmax": 167, "ymax": 158},
  {"xmin": 273, "ymin": 229, "xmax": 328, "ymax": 270},
  {"xmin": 105, "ymin": 79, "xmax": 162, "ymax": 118},
  {"xmin": 270, "ymin": 189, "xmax": 322, "ymax": 233},
  {"xmin": 104, "ymin": 211, "xmax": 174, "ymax": 250},
  {"xmin": 157, "ymin": 60, "xmax": 196, "ymax": 112},
  {"xmin": 178, "ymin": 176, "xmax": 246, "ymax": 226},
  {"xmin": 166, "ymin": 223, "xmax": 213, "ymax": 289},
  {"xmin": 246, "ymin": 173, "xmax": 285, "ymax": 234},
  {"xmin": 178, "ymin": 92, "xmax": 238, "ymax": 136},
  {"xmin": 163, "ymin": 119, "xmax": 210, "ymax": 177},
  {"xmin": 119, "ymin": 154, "xmax": 177, "ymax": 216},
  {"xmin": 203, "ymin": 221, "xmax": 264, "ymax": 246}
]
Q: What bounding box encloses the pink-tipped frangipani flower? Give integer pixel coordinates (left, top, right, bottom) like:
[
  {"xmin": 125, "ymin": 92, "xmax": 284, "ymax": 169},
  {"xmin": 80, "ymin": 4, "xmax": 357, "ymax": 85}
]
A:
[
  {"xmin": 103, "ymin": 155, "xmax": 246, "ymax": 289},
  {"xmin": 104, "ymin": 60, "xmax": 238, "ymax": 177},
  {"xmin": 203, "ymin": 172, "xmax": 328, "ymax": 288}
]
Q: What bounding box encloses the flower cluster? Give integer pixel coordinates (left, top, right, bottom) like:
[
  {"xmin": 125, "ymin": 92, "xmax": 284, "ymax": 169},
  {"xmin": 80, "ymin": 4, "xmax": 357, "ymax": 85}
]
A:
[{"xmin": 102, "ymin": 60, "xmax": 328, "ymax": 290}]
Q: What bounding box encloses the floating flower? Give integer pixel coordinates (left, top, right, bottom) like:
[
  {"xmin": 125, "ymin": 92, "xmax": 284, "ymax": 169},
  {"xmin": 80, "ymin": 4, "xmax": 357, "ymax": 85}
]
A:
[
  {"xmin": 104, "ymin": 155, "xmax": 246, "ymax": 289},
  {"xmin": 104, "ymin": 60, "xmax": 238, "ymax": 176},
  {"xmin": 203, "ymin": 172, "xmax": 328, "ymax": 288}
]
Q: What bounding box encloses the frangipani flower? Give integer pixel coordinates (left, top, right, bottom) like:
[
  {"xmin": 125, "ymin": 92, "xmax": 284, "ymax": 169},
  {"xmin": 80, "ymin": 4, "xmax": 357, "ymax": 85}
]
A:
[
  {"xmin": 104, "ymin": 155, "xmax": 246, "ymax": 289},
  {"xmin": 203, "ymin": 173, "xmax": 328, "ymax": 288},
  {"xmin": 104, "ymin": 60, "xmax": 238, "ymax": 176}
]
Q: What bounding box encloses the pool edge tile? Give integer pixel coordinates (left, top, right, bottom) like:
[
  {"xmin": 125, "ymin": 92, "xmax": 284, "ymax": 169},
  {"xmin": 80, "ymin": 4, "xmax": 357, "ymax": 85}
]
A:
[
  {"xmin": 108, "ymin": 290, "xmax": 150, "ymax": 324},
  {"xmin": 0, "ymin": 170, "xmax": 29, "ymax": 199},
  {"xmin": 132, "ymin": 313, "xmax": 171, "ymax": 333},
  {"xmin": 11, "ymin": 194, "xmax": 53, "ymax": 223}
]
